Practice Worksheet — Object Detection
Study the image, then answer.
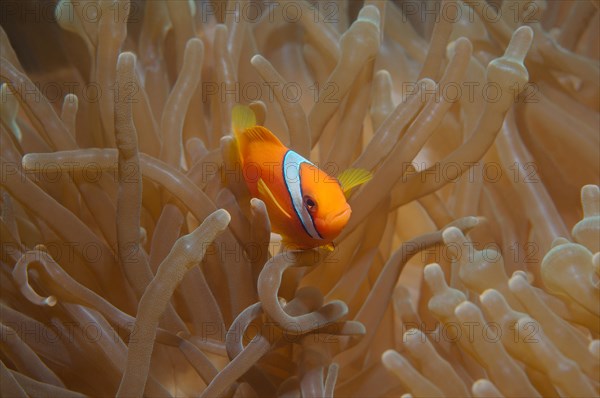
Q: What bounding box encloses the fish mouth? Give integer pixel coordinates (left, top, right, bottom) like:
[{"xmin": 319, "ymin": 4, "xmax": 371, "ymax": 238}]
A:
[
  {"xmin": 316, "ymin": 206, "xmax": 351, "ymax": 240},
  {"xmin": 326, "ymin": 207, "xmax": 352, "ymax": 225}
]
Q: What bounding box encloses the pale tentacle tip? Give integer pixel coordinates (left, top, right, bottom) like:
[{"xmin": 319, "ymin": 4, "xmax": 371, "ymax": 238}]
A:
[
  {"xmin": 357, "ymin": 5, "xmax": 381, "ymax": 27},
  {"xmin": 589, "ymin": 340, "xmax": 600, "ymax": 359},
  {"xmin": 442, "ymin": 226, "xmax": 469, "ymax": 246},
  {"xmin": 506, "ymin": 25, "xmax": 534, "ymax": 64},
  {"xmin": 403, "ymin": 328, "xmax": 425, "ymax": 345},
  {"xmin": 454, "ymin": 300, "xmax": 479, "ymax": 318},
  {"xmin": 479, "ymin": 289, "xmax": 506, "ymax": 309},
  {"xmin": 423, "ymin": 263, "xmax": 447, "ymax": 292},
  {"xmin": 551, "ymin": 236, "xmax": 570, "ymax": 247},
  {"xmin": 250, "ymin": 54, "xmax": 266, "ymax": 66},
  {"xmin": 44, "ymin": 296, "xmax": 57, "ymax": 307},
  {"xmin": 581, "ymin": 184, "xmax": 600, "ymax": 216},
  {"xmin": 508, "ymin": 272, "xmax": 529, "ymax": 292},
  {"xmin": 214, "ymin": 209, "xmax": 232, "ymax": 225},
  {"xmin": 381, "ymin": 349, "xmax": 402, "ymax": 367}
]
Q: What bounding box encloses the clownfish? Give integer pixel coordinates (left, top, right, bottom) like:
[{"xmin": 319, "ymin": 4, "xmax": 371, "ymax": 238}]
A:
[{"xmin": 231, "ymin": 105, "xmax": 372, "ymax": 250}]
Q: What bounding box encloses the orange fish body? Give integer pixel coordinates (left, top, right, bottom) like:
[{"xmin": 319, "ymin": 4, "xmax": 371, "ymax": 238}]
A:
[{"xmin": 232, "ymin": 105, "xmax": 371, "ymax": 250}]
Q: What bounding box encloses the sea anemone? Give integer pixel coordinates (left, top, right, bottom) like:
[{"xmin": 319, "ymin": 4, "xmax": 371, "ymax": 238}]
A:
[{"xmin": 0, "ymin": 0, "xmax": 598, "ymax": 397}]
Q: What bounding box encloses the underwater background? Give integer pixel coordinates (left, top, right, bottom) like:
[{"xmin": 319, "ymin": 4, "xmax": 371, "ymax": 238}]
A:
[{"xmin": 0, "ymin": 0, "xmax": 599, "ymax": 397}]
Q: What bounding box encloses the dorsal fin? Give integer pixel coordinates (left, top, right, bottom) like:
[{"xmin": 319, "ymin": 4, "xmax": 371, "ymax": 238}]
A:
[
  {"xmin": 232, "ymin": 105, "xmax": 256, "ymax": 137},
  {"xmin": 243, "ymin": 126, "xmax": 282, "ymax": 145},
  {"xmin": 231, "ymin": 105, "xmax": 283, "ymax": 146},
  {"xmin": 337, "ymin": 168, "xmax": 373, "ymax": 198}
]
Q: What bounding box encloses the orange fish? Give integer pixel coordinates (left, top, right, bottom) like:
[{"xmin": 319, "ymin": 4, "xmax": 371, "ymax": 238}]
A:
[{"xmin": 232, "ymin": 105, "xmax": 372, "ymax": 250}]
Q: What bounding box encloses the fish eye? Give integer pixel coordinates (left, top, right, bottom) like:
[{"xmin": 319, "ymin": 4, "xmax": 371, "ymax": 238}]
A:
[{"xmin": 304, "ymin": 196, "xmax": 316, "ymax": 211}]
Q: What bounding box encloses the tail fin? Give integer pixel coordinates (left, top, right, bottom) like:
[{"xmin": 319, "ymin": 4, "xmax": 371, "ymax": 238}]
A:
[{"xmin": 232, "ymin": 105, "xmax": 256, "ymax": 140}]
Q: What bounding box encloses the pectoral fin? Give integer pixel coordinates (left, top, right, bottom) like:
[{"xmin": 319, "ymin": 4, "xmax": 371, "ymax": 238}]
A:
[
  {"xmin": 337, "ymin": 168, "xmax": 373, "ymax": 198},
  {"xmin": 257, "ymin": 178, "xmax": 292, "ymax": 219}
]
